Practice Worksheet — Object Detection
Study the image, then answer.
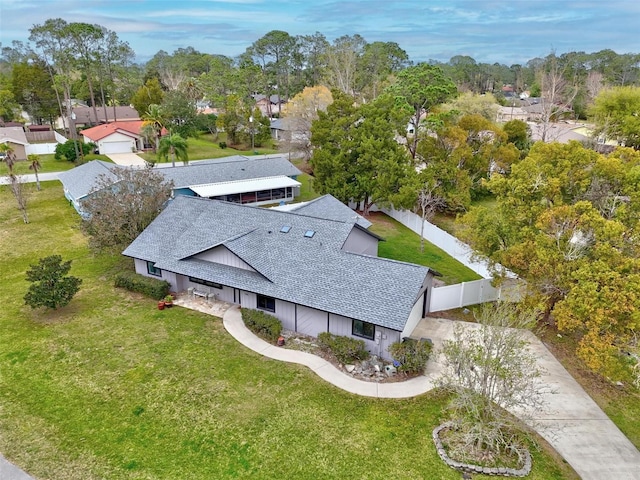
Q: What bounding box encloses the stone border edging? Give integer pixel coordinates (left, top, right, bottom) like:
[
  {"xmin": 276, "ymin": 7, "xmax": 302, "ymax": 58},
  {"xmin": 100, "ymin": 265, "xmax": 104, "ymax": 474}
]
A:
[{"xmin": 433, "ymin": 422, "xmax": 532, "ymax": 477}]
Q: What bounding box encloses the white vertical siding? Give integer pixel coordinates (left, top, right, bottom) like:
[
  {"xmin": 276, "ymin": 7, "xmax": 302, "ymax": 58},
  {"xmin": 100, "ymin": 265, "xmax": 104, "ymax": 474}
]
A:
[
  {"xmin": 342, "ymin": 228, "xmax": 379, "ymax": 256},
  {"xmin": 240, "ymin": 291, "xmax": 257, "ymax": 309},
  {"xmin": 274, "ymin": 299, "xmax": 295, "ymax": 331},
  {"xmin": 401, "ymin": 293, "xmax": 425, "ymax": 339},
  {"xmin": 296, "ymin": 305, "xmax": 328, "ymax": 337},
  {"xmin": 194, "ymin": 246, "xmax": 256, "ymax": 271}
]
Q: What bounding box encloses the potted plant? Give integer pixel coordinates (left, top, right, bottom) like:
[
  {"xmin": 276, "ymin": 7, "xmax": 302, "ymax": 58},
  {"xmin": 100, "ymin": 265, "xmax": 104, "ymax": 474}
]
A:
[
  {"xmin": 164, "ymin": 294, "xmax": 174, "ymax": 308},
  {"xmin": 157, "ymin": 299, "xmax": 165, "ymax": 310}
]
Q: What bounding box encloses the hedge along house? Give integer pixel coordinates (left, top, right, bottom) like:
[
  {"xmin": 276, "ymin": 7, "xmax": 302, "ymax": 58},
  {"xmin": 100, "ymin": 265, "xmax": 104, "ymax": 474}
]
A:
[
  {"xmin": 58, "ymin": 155, "xmax": 302, "ymax": 216},
  {"xmin": 123, "ymin": 195, "xmax": 439, "ymax": 359}
]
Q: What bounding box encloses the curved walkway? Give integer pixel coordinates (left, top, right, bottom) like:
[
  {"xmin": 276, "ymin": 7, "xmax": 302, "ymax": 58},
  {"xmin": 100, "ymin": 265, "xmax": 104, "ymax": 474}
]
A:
[{"xmin": 223, "ymin": 306, "xmax": 640, "ymax": 480}]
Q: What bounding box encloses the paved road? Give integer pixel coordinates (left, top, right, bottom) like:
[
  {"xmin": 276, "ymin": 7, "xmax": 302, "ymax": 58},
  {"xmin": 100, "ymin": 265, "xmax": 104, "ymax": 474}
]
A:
[{"xmin": 0, "ymin": 172, "xmax": 61, "ymax": 185}]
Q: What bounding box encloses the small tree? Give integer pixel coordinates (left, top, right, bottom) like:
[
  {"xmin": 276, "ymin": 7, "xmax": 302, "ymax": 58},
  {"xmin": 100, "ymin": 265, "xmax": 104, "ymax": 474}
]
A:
[
  {"xmin": 24, "ymin": 255, "xmax": 82, "ymax": 309},
  {"xmin": 436, "ymin": 302, "xmax": 545, "ymax": 462},
  {"xmin": 158, "ymin": 133, "xmax": 188, "ymax": 167},
  {"xmin": 1, "ymin": 144, "xmax": 29, "ymax": 223},
  {"xmin": 82, "ymin": 167, "xmax": 174, "ymax": 252},
  {"xmin": 28, "ymin": 154, "xmax": 42, "ymax": 191},
  {"xmin": 54, "ymin": 139, "xmax": 92, "ymax": 162}
]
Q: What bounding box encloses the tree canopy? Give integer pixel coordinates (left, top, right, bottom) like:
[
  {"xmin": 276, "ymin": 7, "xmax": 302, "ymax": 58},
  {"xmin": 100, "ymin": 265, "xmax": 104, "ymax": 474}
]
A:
[{"xmin": 24, "ymin": 255, "xmax": 82, "ymax": 310}]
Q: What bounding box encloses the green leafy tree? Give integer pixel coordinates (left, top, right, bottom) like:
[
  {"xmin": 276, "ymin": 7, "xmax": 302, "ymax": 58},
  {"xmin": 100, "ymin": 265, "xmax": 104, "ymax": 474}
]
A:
[
  {"xmin": 11, "ymin": 60, "xmax": 59, "ymax": 125},
  {"xmin": 503, "ymin": 119, "xmax": 532, "ymax": 157},
  {"xmin": 141, "ymin": 103, "xmax": 166, "ymax": 152},
  {"xmin": 158, "ymin": 133, "xmax": 188, "ymax": 167},
  {"xmin": 590, "ymin": 86, "xmax": 640, "ymax": 149},
  {"xmin": 54, "ymin": 139, "xmax": 92, "ymax": 162},
  {"xmin": 161, "ymin": 90, "xmax": 198, "ymax": 138},
  {"xmin": 130, "ymin": 78, "xmax": 164, "ymax": 118},
  {"xmin": 310, "ymin": 91, "xmax": 415, "ymax": 214},
  {"xmin": 0, "ymin": 88, "xmax": 20, "ymax": 121},
  {"xmin": 24, "ymin": 255, "xmax": 82, "ymax": 309},
  {"xmin": 459, "ymin": 142, "xmax": 640, "ymax": 380},
  {"xmin": 386, "ymin": 63, "xmax": 458, "ymax": 159}
]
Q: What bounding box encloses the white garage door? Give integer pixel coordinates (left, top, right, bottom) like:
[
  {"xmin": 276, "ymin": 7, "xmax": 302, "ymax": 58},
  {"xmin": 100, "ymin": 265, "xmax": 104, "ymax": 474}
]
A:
[{"xmin": 101, "ymin": 141, "xmax": 133, "ymax": 154}]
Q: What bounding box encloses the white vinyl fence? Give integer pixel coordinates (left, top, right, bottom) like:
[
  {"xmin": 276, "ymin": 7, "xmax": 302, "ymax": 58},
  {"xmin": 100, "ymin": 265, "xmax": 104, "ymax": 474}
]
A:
[
  {"xmin": 381, "ymin": 206, "xmax": 498, "ymax": 278},
  {"xmin": 378, "ymin": 207, "xmax": 520, "ymax": 311},
  {"xmin": 25, "ymin": 131, "xmax": 67, "ymax": 155}
]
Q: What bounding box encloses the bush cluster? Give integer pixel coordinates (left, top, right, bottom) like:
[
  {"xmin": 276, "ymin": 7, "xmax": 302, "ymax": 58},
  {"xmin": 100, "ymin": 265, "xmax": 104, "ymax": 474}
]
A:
[
  {"xmin": 241, "ymin": 308, "xmax": 282, "ymax": 343},
  {"xmin": 317, "ymin": 332, "xmax": 370, "ymax": 364},
  {"xmin": 114, "ymin": 272, "xmax": 170, "ymax": 300},
  {"xmin": 388, "ymin": 338, "xmax": 432, "ymax": 374}
]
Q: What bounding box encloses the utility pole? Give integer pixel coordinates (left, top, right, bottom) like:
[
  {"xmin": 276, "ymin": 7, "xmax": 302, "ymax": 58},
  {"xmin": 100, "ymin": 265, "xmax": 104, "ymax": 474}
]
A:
[{"xmin": 249, "ymin": 115, "xmax": 255, "ymax": 152}]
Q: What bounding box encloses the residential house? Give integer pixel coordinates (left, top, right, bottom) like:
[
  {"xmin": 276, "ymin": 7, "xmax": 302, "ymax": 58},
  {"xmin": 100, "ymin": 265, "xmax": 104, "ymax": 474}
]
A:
[
  {"xmin": 58, "ymin": 155, "xmax": 302, "ymax": 215},
  {"xmin": 81, "ymin": 120, "xmax": 159, "ymax": 155},
  {"xmin": 496, "ymin": 106, "xmax": 528, "ymax": 123},
  {"xmin": 0, "ymin": 127, "xmax": 29, "ymax": 160},
  {"xmin": 123, "ymin": 195, "xmax": 438, "ymax": 358},
  {"xmin": 253, "ymin": 94, "xmax": 286, "ymax": 117}
]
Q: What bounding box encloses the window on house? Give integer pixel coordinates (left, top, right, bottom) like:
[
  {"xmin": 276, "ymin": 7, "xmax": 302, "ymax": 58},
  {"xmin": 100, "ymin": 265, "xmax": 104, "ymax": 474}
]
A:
[
  {"xmin": 352, "ymin": 319, "xmax": 375, "ymax": 340},
  {"xmin": 146, "ymin": 261, "xmax": 162, "ymax": 277},
  {"xmin": 257, "ymin": 294, "xmax": 276, "ymax": 312},
  {"xmin": 188, "ymin": 277, "xmax": 223, "ymax": 289}
]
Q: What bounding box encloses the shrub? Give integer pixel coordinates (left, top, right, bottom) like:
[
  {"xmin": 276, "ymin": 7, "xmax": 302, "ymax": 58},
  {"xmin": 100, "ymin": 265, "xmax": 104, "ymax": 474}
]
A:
[
  {"xmin": 114, "ymin": 271, "xmax": 170, "ymax": 300},
  {"xmin": 317, "ymin": 332, "xmax": 370, "ymax": 364},
  {"xmin": 388, "ymin": 338, "xmax": 432, "ymax": 374},
  {"xmin": 219, "ymin": 141, "xmax": 227, "ymax": 149},
  {"xmin": 241, "ymin": 308, "xmax": 282, "ymax": 343}
]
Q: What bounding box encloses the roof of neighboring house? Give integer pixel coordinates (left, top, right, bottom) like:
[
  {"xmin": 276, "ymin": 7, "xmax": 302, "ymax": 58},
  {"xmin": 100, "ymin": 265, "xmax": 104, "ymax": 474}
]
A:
[
  {"xmin": 57, "ymin": 160, "xmax": 122, "ymax": 200},
  {"xmin": 57, "ymin": 155, "xmax": 302, "ymax": 201},
  {"xmin": 123, "ymin": 196, "xmax": 431, "ymax": 330},
  {"xmin": 161, "ymin": 155, "xmax": 302, "ymax": 189},
  {"xmin": 253, "ymin": 94, "xmax": 286, "ymax": 104},
  {"xmin": 71, "ymin": 106, "xmax": 140, "ymax": 124},
  {"xmin": 529, "ymin": 122, "xmax": 592, "ymax": 144},
  {"xmin": 81, "ymin": 120, "xmax": 151, "ymax": 142},
  {"xmin": 277, "ymin": 194, "xmax": 373, "ymax": 229},
  {"xmin": 0, "ymin": 126, "xmax": 29, "ymax": 146}
]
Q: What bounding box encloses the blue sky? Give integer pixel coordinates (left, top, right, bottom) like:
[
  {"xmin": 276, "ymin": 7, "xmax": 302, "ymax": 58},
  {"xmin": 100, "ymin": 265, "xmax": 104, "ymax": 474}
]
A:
[{"xmin": 1, "ymin": 0, "xmax": 639, "ymax": 65}]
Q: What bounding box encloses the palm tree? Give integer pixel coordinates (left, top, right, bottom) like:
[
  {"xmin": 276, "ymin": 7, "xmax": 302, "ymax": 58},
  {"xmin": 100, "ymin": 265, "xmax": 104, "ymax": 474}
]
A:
[
  {"xmin": 142, "ymin": 104, "xmax": 166, "ymax": 152},
  {"xmin": 28, "ymin": 154, "xmax": 42, "ymax": 191},
  {"xmin": 158, "ymin": 134, "xmax": 188, "ymax": 167},
  {"xmin": 0, "ymin": 143, "xmax": 16, "ymax": 173}
]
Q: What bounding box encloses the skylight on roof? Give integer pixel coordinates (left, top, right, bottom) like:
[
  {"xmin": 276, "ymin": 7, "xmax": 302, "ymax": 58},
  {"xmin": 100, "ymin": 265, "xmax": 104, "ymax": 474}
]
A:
[
  {"xmin": 280, "ymin": 225, "xmax": 291, "ymax": 233},
  {"xmin": 304, "ymin": 230, "xmax": 315, "ymax": 238}
]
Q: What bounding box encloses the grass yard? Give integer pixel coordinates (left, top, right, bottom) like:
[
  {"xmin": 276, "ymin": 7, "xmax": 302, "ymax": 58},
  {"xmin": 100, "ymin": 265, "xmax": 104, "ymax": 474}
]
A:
[
  {"xmin": 140, "ymin": 133, "xmax": 279, "ymax": 164},
  {"xmin": 0, "ymin": 182, "xmax": 578, "ymax": 479},
  {"xmin": 0, "ymin": 153, "xmax": 105, "ymax": 175},
  {"xmin": 368, "ymin": 212, "xmax": 481, "ymax": 285}
]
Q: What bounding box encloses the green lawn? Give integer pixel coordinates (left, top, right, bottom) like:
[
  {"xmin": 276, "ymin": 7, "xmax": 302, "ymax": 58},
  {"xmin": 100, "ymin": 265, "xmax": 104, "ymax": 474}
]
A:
[
  {"xmin": 368, "ymin": 213, "xmax": 481, "ymax": 284},
  {"xmin": 0, "ymin": 153, "xmax": 108, "ymax": 175},
  {"xmin": 140, "ymin": 133, "xmax": 279, "ymax": 164},
  {"xmin": 0, "ymin": 182, "xmax": 577, "ymax": 479}
]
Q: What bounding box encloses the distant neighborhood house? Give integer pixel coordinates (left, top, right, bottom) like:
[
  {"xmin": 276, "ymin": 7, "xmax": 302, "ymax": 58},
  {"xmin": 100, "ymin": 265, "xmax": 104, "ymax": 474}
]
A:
[
  {"xmin": 58, "ymin": 155, "xmax": 302, "ymax": 215},
  {"xmin": 81, "ymin": 120, "xmax": 163, "ymax": 155}
]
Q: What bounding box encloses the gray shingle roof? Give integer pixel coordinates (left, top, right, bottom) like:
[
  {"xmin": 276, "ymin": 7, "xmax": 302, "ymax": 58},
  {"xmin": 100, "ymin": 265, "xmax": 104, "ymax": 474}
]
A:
[
  {"xmin": 286, "ymin": 194, "xmax": 373, "ymax": 228},
  {"xmin": 161, "ymin": 155, "xmax": 301, "ymax": 189},
  {"xmin": 57, "ymin": 160, "xmax": 123, "ymax": 200},
  {"xmin": 57, "ymin": 156, "xmax": 301, "ymax": 202},
  {"xmin": 123, "ymin": 196, "xmax": 431, "ymax": 331}
]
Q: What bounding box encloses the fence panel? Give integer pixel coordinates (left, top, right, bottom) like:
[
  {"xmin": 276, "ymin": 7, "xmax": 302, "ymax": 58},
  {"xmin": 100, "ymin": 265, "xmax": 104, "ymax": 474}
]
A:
[{"xmin": 429, "ymin": 279, "xmax": 502, "ymax": 312}]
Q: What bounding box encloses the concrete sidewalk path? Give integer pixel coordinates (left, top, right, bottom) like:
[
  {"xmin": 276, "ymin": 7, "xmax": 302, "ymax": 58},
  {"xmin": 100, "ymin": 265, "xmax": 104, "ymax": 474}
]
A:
[
  {"xmin": 224, "ymin": 307, "xmax": 640, "ymax": 480},
  {"xmin": 223, "ymin": 306, "xmax": 437, "ymax": 398},
  {"xmin": 0, "ymin": 455, "xmax": 34, "ymax": 480},
  {"xmin": 0, "ymin": 172, "xmax": 61, "ymax": 185}
]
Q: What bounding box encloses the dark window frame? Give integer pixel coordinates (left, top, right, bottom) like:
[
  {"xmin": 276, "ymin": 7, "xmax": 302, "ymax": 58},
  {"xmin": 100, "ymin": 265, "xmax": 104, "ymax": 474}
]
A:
[
  {"xmin": 188, "ymin": 277, "xmax": 223, "ymax": 289},
  {"xmin": 257, "ymin": 294, "xmax": 276, "ymax": 313},
  {"xmin": 146, "ymin": 261, "xmax": 162, "ymax": 277},
  {"xmin": 352, "ymin": 319, "xmax": 375, "ymax": 340}
]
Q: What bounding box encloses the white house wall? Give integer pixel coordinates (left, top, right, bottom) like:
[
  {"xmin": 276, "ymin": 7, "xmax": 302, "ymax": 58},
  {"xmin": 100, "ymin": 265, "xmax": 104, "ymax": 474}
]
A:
[
  {"xmin": 194, "ymin": 246, "xmax": 256, "ymax": 272},
  {"xmin": 342, "ymin": 227, "xmax": 379, "ymax": 256}
]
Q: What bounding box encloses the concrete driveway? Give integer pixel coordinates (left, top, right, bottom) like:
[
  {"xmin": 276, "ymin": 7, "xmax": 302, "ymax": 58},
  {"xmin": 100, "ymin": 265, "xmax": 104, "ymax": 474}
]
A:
[
  {"xmin": 105, "ymin": 152, "xmax": 146, "ymax": 167},
  {"xmin": 0, "ymin": 455, "xmax": 33, "ymax": 480},
  {"xmin": 413, "ymin": 317, "xmax": 640, "ymax": 480}
]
